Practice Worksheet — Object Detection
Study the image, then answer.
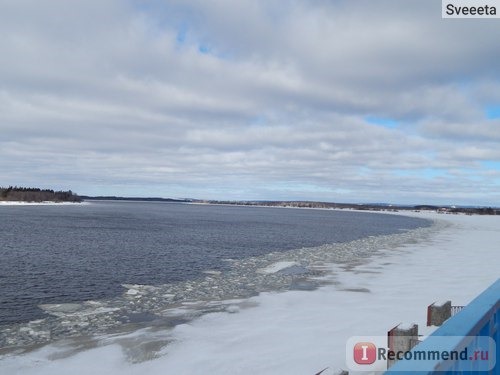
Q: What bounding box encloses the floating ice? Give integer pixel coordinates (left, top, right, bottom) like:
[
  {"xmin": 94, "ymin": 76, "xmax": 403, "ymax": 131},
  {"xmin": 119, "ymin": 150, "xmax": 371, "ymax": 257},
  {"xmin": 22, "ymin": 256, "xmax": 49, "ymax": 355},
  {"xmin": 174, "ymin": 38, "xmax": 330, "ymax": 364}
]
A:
[
  {"xmin": 3, "ymin": 213, "xmax": 500, "ymax": 374},
  {"xmin": 0, "ymin": 220, "xmax": 441, "ymax": 350},
  {"xmin": 202, "ymin": 270, "xmax": 222, "ymax": 276},
  {"xmin": 39, "ymin": 304, "xmax": 83, "ymax": 315},
  {"xmin": 256, "ymin": 261, "xmax": 297, "ymax": 274}
]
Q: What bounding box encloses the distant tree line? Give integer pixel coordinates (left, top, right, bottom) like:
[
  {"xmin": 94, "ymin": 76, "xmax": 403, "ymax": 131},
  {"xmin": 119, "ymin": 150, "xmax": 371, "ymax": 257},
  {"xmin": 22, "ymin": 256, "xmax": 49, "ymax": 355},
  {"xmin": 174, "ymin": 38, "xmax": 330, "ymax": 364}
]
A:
[
  {"xmin": 199, "ymin": 200, "xmax": 499, "ymax": 215},
  {"xmin": 0, "ymin": 186, "xmax": 81, "ymax": 202}
]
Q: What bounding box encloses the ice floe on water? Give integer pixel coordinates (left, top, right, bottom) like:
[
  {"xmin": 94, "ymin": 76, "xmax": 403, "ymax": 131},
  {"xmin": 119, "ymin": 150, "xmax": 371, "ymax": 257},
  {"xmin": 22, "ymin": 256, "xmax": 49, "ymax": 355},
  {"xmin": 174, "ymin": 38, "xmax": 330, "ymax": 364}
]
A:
[
  {"xmin": 39, "ymin": 303, "xmax": 121, "ymax": 318},
  {"xmin": 256, "ymin": 261, "xmax": 298, "ymax": 274}
]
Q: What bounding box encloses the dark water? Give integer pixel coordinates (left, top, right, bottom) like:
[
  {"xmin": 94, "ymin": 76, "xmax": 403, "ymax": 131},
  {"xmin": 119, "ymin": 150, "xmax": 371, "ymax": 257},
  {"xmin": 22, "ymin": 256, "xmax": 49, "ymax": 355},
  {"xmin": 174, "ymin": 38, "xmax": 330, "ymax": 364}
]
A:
[{"xmin": 0, "ymin": 202, "xmax": 430, "ymax": 325}]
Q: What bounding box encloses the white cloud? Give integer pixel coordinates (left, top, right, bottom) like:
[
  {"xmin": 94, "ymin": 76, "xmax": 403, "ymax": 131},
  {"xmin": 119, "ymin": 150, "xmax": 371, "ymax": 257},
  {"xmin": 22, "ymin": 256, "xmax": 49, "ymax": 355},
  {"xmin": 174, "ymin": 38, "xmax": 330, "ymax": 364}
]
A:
[{"xmin": 0, "ymin": 0, "xmax": 499, "ymax": 205}]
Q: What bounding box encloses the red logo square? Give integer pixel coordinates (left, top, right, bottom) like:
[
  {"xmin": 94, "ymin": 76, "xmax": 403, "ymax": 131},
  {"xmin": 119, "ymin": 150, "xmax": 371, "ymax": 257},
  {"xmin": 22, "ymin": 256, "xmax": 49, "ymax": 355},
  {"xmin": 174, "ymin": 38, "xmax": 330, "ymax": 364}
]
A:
[{"xmin": 353, "ymin": 342, "xmax": 377, "ymax": 364}]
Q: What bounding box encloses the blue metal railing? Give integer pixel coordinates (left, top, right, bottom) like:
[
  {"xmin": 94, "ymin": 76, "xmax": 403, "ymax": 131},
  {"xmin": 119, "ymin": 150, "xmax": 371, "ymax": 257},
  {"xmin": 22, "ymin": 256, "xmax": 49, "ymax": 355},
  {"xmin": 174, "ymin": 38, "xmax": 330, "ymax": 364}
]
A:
[{"xmin": 386, "ymin": 278, "xmax": 499, "ymax": 374}]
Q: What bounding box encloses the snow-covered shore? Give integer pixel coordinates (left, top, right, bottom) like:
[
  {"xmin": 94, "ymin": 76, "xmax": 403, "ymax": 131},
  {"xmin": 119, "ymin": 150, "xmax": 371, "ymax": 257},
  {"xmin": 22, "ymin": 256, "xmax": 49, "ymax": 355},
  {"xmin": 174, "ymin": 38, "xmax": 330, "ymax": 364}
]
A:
[
  {"xmin": 0, "ymin": 201, "xmax": 86, "ymax": 206},
  {"xmin": 1, "ymin": 212, "xmax": 499, "ymax": 375}
]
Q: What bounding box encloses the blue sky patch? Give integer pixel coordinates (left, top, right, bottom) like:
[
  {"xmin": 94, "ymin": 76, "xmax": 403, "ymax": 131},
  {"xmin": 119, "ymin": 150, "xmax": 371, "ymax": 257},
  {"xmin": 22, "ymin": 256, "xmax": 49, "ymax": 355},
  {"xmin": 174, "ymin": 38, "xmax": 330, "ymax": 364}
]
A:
[
  {"xmin": 365, "ymin": 116, "xmax": 398, "ymax": 128},
  {"xmin": 198, "ymin": 44, "xmax": 211, "ymax": 54},
  {"xmin": 485, "ymin": 106, "xmax": 500, "ymax": 119},
  {"xmin": 422, "ymin": 168, "xmax": 444, "ymax": 178},
  {"xmin": 176, "ymin": 27, "xmax": 187, "ymax": 44},
  {"xmin": 481, "ymin": 161, "xmax": 500, "ymax": 170}
]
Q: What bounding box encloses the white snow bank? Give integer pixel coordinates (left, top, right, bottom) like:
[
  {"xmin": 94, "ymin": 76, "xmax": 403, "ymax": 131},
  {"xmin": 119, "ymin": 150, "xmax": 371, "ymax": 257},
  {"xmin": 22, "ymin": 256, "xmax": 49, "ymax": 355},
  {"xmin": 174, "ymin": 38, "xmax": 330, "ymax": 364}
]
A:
[
  {"xmin": 0, "ymin": 201, "xmax": 87, "ymax": 206},
  {"xmin": 1, "ymin": 212, "xmax": 499, "ymax": 375}
]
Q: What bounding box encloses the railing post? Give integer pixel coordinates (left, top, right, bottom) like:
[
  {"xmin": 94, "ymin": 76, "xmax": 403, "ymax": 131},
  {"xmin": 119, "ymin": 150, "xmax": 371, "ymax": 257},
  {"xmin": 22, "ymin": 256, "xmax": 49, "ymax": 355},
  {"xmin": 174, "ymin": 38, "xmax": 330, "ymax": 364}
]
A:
[
  {"xmin": 387, "ymin": 323, "xmax": 419, "ymax": 368},
  {"xmin": 426, "ymin": 301, "xmax": 451, "ymax": 326}
]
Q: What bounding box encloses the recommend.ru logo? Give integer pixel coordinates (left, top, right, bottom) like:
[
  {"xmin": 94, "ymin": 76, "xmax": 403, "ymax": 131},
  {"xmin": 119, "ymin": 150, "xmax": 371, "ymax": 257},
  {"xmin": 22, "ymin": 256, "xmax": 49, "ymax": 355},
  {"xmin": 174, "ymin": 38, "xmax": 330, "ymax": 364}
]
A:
[{"xmin": 346, "ymin": 336, "xmax": 496, "ymax": 372}]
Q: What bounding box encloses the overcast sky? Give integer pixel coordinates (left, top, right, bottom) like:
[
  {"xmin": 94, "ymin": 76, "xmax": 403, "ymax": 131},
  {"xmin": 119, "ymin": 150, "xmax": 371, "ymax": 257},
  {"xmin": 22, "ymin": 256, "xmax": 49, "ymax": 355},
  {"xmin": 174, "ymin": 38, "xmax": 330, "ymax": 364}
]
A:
[{"xmin": 1, "ymin": 0, "xmax": 499, "ymax": 205}]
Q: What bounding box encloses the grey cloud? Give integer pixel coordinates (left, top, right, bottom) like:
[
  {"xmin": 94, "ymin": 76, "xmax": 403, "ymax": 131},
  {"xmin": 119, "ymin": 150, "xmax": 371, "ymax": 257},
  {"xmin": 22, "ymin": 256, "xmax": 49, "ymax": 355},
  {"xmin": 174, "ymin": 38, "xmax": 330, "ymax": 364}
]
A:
[{"xmin": 0, "ymin": 0, "xmax": 499, "ymax": 204}]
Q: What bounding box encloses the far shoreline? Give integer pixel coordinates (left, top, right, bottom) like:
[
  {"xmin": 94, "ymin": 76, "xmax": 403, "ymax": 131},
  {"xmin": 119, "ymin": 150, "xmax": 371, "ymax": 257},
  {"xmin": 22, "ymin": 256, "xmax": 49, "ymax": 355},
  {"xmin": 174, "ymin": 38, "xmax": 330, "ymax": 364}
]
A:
[
  {"xmin": 2, "ymin": 197, "xmax": 497, "ymax": 217},
  {"xmin": 0, "ymin": 201, "xmax": 87, "ymax": 206},
  {"xmin": 176, "ymin": 200, "xmax": 499, "ymax": 217}
]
